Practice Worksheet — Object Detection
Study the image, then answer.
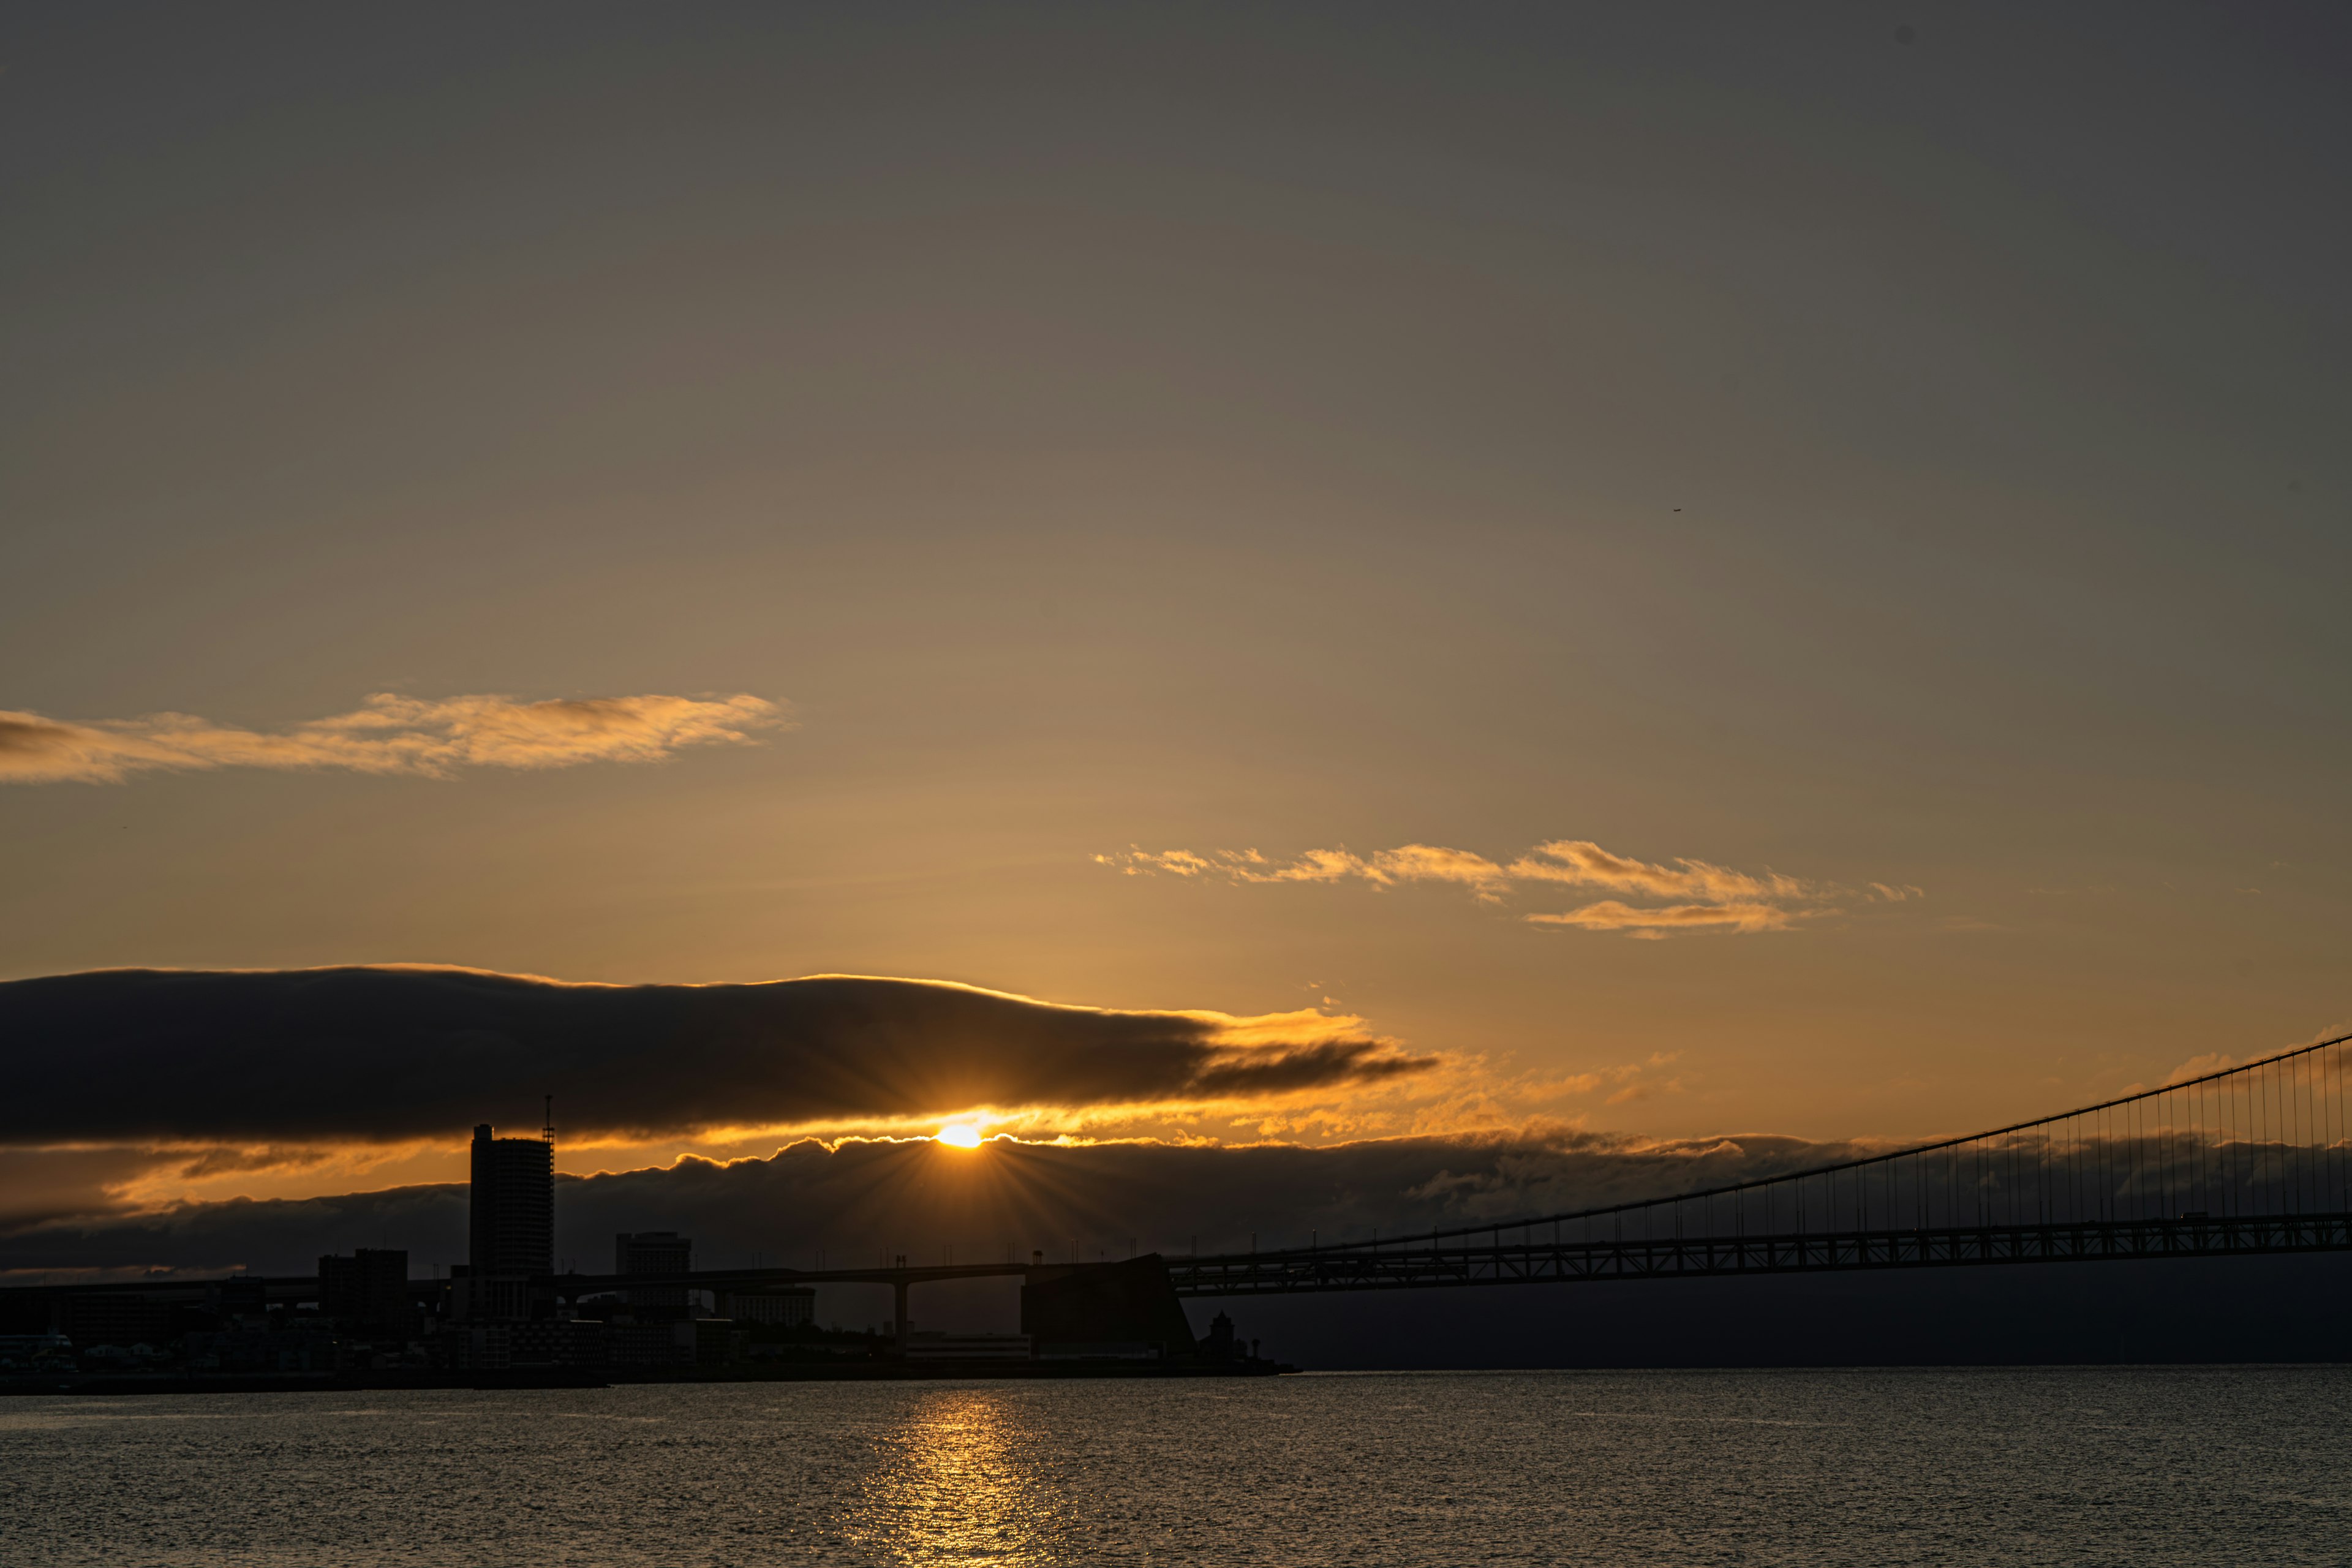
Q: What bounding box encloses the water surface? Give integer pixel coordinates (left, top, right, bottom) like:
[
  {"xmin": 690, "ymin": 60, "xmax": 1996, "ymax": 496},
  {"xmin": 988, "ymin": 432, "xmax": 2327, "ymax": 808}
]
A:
[{"xmin": 4, "ymin": 1367, "xmax": 2347, "ymax": 1565}]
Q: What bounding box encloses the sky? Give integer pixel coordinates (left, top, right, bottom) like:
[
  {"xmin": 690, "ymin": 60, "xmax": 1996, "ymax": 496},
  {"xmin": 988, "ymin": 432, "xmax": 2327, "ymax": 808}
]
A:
[{"xmin": 2, "ymin": 4, "xmax": 2348, "ymax": 1278}]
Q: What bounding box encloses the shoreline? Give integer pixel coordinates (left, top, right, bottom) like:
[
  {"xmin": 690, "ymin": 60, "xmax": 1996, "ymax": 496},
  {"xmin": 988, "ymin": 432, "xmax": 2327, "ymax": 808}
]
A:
[{"xmin": 0, "ymin": 1359, "xmax": 1297, "ymax": 1396}]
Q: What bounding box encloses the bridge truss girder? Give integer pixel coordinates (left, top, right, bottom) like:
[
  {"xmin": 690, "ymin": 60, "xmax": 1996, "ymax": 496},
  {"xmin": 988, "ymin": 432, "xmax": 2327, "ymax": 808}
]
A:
[{"xmin": 1166, "ymin": 1212, "xmax": 2352, "ymax": 1295}]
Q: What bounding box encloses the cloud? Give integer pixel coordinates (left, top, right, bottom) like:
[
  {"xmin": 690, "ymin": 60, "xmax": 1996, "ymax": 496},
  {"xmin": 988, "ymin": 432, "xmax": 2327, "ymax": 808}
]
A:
[
  {"xmin": 6, "ymin": 1116, "xmax": 2337, "ymax": 1284},
  {"xmin": 0, "ymin": 1146, "xmax": 179, "ymax": 1232},
  {"xmin": 1367, "ymin": 844, "xmax": 1512, "ymax": 896},
  {"xmin": 1098, "ymin": 843, "xmax": 1510, "ymax": 892},
  {"xmin": 0, "ymin": 967, "xmax": 1438, "ymax": 1147},
  {"xmin": 3, "ymin": 1180, "xmax": 477, "ymax": 1281},
  {"xmin": 1095, "ymin": 848, "xmax": 1218, "ymax": 876},
  {"xmin": 0, "ymin": 1126, "xmax": 1870, "ymax": 1278},
  {"xmin": 1261, "ymin": 848, "xmax": 1379, "ymax": 883},
  {"xmin": 173, "ymin": 1147, "xmax": 338, "ymax": 1180},
  {"xmin": 0, "ymin": 1143, "xmax": 349, "ymax": 1232},
  {"xmin": 1226, "ymin": 848, "xmax": 1382, "ymax": 884},
  {"xmin": 1504, "ymin": 840, "xmax": 1811, "ymax": 905},
  {"xmin": 1103, "ymin": 837, "xmax": 1861, "ymax": 936},
  {"xmin": 1525, "ymin": 900, "xmax": 1796, "ymax": 938},
  {"xmin": 0, "ymin": 692, "xmax": 788, "ymax": 784},
  {"xmin": 1187, "ymin": 1039, "xmax": 1431, "ymax": 1096}
]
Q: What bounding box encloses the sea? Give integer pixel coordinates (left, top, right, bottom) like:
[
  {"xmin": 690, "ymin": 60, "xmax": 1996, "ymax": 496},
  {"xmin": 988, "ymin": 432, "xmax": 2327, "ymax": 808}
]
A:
[{"xmin": 4, "ymin": 1367, "xmax": 2349, "ymax": 1566}]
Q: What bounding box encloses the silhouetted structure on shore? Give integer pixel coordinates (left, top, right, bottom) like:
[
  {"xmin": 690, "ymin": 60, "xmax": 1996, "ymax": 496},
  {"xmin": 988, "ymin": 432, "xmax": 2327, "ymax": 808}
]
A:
[
  {"xmin": 469, "ymin": 1121, "xmax": 554, "ymax": 1278},
  {"xmin": 1021, "ymin": 1254, "xmax": 1197, "ymax": 1359},
  {"xmin": 616, "ymin": 1232, "xmax": 693, "ymax": 1317},
  {"xmin": 318, "ymin": 1248, "xmax": 412, "ymax": 1336},
  {"xmin": 462, "ymin": 1115, "xmax": 554, "ymax": 1321},
  {"xmin": 19, "ymin": 1038, "xmax": 2352, "ymax": 1381}
]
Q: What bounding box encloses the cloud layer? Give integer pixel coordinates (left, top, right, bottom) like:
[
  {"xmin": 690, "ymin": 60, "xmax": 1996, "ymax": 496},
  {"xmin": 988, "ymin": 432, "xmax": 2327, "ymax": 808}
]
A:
[
  {"xmin": 0, "ymin": 692, "xmax": 787, "ymax": 783},
  {"xmin": 0, "ymin": 1125, "xmax": 1863, "ymax": 1278},
  {"xmin": 1099, "ymin": 838, "xmax": 1902, "ymax": 937},
  {"xmin": 0, "ymin": 967, "xmax": 1434, "ymax": 1146}
]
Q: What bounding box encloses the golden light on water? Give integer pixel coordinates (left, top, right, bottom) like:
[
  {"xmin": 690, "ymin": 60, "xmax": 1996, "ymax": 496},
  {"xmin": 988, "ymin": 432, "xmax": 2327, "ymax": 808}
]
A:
[
  {"xmin": 848, "ymin": 1390, "xmax": 1063, "ymax": 1563},
  {"xmin": 936, "ymin": 1124, "xmax": 983, "ymax": 1148}
]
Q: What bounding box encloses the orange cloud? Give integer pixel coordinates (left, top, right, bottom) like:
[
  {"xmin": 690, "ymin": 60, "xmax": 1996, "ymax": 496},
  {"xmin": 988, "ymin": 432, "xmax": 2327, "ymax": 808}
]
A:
[
  {"xmin": 1369, "ymin": 844, "xmax": 1512, "ymax": 897},
  {"xmin": 1504, "ymin": 839, "xmax": 1814, "ymax": 904},
  {"xmin": 1096, "ymin": 848, "xmax": 1218, "ymax": 876},
  {"xmin": 2162, "ymin": 1052, "xmax": 2239, "ymax": 1087},
  {"xmin": 1100, "ymin": 842, "xmax": 1512, "ymax": 890},
  {"xmin": 1102, "ymin": 837, "xmax": 1864, "ymax": 937},
  {"xmin": 1523, "ymin": 900, "xmax": 1798, "ymax": 938},
  {"xmin": 1231, "ymin": 848, "xmax": 1382, "ymax": 884},
  {"xmin": 0, "ymin": 692, "xmax": 788, "ymax": 783}
]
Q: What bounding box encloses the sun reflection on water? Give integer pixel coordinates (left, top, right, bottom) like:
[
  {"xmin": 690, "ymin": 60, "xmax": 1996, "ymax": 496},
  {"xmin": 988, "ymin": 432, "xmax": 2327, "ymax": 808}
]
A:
[{"xmin": 845, "ymin": 1390, "xmax": 1068, "ymax": 1564}]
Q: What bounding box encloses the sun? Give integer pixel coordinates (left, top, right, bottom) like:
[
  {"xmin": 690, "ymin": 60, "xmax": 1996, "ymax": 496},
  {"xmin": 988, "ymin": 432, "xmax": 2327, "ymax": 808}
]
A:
[{"xmin": 935, "ymin": 1124, "xmax": 983, "ymax": 1149}]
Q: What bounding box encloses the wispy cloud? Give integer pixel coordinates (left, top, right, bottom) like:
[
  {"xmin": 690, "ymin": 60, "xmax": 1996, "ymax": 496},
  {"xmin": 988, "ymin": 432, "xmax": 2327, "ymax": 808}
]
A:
[
  {"xmin": 1101, "ymin": 844, "xmax": 1510, "ymax": 894},
  {"xmin": 1525, "ymin": 900, "xmax": 1795, "ymax": 938},
  {"xmin": 0, "ymin": 692, "xmax": 788, "ymax": 784},
  {"xmin": 1505, "ymin": 839, "xmax": 1809, "ymax": 905},
  {"xmin": 1101, "ymin": 837, "xmax": 1881, "ymax": 938},
  {"xmin": 2163, "ymin": 1052, "xmax": 2237, "ymax": 1087}
]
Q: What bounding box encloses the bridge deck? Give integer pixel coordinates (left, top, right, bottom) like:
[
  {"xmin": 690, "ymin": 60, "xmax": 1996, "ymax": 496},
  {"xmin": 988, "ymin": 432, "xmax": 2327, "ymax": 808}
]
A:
[
  {"xmin": 1167, "ymin": 1212, "xmax": 2352, "ymax": 1294},
  {"xmin": 10, "ymin": 1214, "xmax": 2350, "ymax": 1310}
]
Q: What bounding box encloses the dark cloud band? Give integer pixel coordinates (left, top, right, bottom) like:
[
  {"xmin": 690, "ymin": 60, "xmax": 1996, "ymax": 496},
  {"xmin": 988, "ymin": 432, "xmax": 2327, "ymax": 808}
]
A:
[{"xmin": 0, "ymin": 967, "xmax": 1433, "ymax": 1144}]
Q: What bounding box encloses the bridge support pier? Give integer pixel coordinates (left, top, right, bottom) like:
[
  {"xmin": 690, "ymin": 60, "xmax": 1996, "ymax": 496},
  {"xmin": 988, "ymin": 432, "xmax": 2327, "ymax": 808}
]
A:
[{"xmin": 894, "ymin": 1279, "xmax": 910, "ymax": 1354}]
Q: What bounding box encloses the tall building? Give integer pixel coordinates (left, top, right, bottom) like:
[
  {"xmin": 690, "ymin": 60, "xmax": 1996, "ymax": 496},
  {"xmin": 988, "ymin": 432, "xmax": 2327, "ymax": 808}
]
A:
[
  {"xmin": 616, "ymin": 1231, "xmax": 693, "ymax": 1313},
  {"xmin": 469, "ymin": 1123, "xmax": 554, "ymax": 1279}
]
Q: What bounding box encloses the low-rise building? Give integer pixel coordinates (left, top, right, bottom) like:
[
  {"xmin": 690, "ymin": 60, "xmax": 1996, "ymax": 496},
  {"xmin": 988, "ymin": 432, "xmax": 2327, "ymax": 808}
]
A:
[
  {"xmin": 616, "ymin": 1231, "xmax": 693, "ymax": 1313},
  {"xmin": 608, "ymin": 1318, "xmax": 743, "ymax": 1367},
  {"xmin": 905, "ymin": 1332, "xmax": 1032, "ymax": 1361},
  {"xmin": 440, "ymin": 1323, "xmax": 509, "ymax": 1371},
  {"xmin": 184, "ymin": 1329, "xmax": 347, "ymax": 1373},
  {"xmin": 0, "ymin": 1332, "xmax": 75, "ymax": 1370},
  {"xmin": 720, "ymin": 1289, "xmax": 815, "ymax": 1327},
  {"xmin": 318, "ymin": 1248, "xmax": 414, "ymax": 1335},
  {"xmin": 61, "ymin": 1294, "xmax": 173, "ymax": 1348},
  {"xmin": 507, "ymin": 1319, "xmax": 609, "ymax": 1368}
]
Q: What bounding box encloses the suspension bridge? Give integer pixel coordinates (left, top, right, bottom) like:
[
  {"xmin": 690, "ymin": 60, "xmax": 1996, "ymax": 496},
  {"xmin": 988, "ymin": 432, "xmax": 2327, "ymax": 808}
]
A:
[
  {"xmin": 11, "ymin": 1030, "xmax": 2352, "ymax": 1351},
  {"xmin": 1167, "ymin": 1030, "xmax": 2352, "ymax": 1298}
]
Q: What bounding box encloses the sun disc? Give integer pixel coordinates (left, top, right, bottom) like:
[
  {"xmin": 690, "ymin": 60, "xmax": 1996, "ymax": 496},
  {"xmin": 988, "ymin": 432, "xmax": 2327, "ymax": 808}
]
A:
[{"xmin": 937, "ymin": 1124, "xmax": 982, "ymax": 1148}]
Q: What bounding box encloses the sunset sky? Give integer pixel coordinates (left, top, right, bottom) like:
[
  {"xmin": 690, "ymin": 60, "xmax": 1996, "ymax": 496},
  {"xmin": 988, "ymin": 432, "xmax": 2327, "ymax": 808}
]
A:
[{"xmin": 2, "ymin": 5, "xmax": 2346, "ymax": 1274}]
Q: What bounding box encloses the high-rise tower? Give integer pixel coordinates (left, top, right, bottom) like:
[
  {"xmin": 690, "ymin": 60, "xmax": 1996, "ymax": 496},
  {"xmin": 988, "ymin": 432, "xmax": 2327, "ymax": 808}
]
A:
[{"xmin": 468, "ymin": 1121, "xmax": 554, "ymax": 1280}]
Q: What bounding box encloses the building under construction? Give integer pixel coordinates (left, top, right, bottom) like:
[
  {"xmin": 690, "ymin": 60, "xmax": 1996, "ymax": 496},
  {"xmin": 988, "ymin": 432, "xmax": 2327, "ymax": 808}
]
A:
[{"xmin": 459, "ymin": 1110, "xmax": 554, "ymax": 1321}]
